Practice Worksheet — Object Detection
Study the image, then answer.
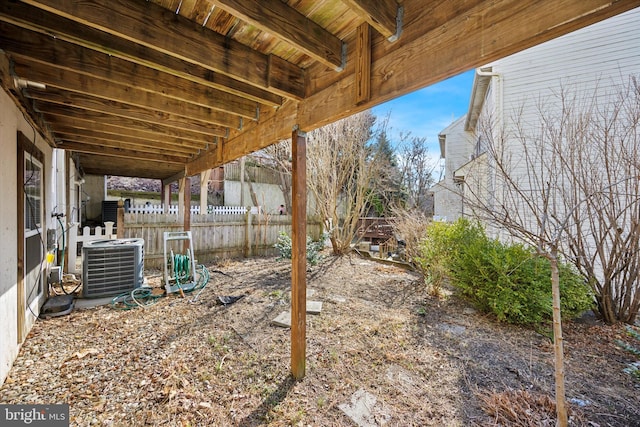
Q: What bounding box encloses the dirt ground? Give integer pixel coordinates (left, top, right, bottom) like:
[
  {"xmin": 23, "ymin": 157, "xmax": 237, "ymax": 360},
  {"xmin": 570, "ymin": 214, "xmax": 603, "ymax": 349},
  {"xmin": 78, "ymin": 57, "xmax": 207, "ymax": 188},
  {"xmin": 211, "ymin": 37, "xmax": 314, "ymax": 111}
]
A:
[{"xmin": 1, "ymin": 254, "xmax": 639, "ymax": 426}]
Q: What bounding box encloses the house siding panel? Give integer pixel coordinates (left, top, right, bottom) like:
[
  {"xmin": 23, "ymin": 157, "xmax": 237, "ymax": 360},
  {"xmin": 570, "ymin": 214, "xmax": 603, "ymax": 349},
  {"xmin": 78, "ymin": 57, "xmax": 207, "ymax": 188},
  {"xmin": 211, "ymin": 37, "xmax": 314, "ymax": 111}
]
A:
[
  {"xmin": 0, "ymin": 89, "xmax": 54, "ymax": 386},
  {"xmin": 433, "ymin": 7, "xmax": 640, "ymax": 230},
  {"xmin": 490, "ymin": 7, "xmax": 640, "ymax": 136}
]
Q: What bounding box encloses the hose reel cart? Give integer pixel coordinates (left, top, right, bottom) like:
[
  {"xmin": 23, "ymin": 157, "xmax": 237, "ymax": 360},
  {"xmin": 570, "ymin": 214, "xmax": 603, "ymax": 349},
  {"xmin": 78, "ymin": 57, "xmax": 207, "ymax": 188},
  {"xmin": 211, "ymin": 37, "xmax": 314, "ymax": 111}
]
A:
[{"xmin": 163, "ymin": 231, "xmax": 198, "ymax": 295}]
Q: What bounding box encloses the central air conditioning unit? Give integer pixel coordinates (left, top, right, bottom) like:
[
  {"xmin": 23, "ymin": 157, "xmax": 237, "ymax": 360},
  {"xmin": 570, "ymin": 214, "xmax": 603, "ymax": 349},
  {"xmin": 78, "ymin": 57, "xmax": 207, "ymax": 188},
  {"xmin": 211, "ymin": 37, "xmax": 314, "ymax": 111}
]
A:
[{"xmin": 82, "ymin": 238, "xmax": 144, "ymax": 298}]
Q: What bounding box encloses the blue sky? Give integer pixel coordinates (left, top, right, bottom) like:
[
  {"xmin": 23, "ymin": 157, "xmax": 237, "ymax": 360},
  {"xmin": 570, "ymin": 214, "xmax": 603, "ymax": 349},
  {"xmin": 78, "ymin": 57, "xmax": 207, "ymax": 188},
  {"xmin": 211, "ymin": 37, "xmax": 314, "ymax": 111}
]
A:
[{"xmin": 371, "ymin": 69, "xmax": 475, "ymax": 159}]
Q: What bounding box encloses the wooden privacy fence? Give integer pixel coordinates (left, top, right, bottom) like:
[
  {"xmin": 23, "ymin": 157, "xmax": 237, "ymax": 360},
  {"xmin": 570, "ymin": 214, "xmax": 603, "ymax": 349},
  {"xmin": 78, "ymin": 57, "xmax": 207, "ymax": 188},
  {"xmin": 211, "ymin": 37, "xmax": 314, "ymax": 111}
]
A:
[
  {"xmin": 120, "ymin": 211, "xmax": 323, "ymax": 268},
  {"xmin": 126, "ymin": 204, "xmax": 260, "ymax": 215}
]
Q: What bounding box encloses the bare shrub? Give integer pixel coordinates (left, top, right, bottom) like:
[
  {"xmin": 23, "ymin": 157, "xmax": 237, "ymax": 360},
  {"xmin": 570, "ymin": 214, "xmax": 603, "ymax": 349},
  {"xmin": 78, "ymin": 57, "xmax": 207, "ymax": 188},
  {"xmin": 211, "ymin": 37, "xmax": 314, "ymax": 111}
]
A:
[
  {"xmin": 389, "ymin": 207, "xmax": 431, "ymax": 263},
  {"xmin": 479, "ymin": 389, "xmax": 585, "ymax": 427}
]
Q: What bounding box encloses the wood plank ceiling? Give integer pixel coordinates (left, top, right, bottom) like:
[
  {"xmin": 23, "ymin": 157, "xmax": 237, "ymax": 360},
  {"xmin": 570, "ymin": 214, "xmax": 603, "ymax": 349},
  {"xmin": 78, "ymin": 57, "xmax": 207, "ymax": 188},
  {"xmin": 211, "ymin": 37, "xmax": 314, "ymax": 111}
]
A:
[{"xmin": 1, "ymin": 0, "xmax": 638, "ymax": 180}]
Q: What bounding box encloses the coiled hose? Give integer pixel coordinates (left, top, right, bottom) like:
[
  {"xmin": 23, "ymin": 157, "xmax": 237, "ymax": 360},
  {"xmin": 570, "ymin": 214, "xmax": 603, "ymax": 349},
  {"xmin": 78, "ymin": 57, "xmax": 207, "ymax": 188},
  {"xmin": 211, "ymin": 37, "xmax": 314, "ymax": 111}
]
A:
[{"xmin": 110, "ymin": 256, "xmax": 210, "ymax": 310}]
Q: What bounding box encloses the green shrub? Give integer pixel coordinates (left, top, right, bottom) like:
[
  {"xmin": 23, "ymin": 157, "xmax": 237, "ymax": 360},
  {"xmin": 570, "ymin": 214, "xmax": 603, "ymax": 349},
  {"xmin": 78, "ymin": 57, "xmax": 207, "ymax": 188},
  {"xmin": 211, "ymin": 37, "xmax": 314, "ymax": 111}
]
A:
[
  {"xmin": 415, "ymin": 218, "xmax": 485, "ymax": 295},
  {"xmin": 416, "ymin": 219, "xmax": 594, "ymax": 325},
  {"xmin": 274, "ymin": 231, "xmax": 325, "ymax": 266}
]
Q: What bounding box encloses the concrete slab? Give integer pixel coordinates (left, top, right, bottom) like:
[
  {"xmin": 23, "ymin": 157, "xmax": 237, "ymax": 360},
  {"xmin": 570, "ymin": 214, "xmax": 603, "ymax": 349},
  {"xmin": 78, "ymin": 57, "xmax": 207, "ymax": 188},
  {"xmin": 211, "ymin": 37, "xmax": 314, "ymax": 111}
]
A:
[
  {"xmin": 272, "ymin": 311, "xmax": 291, "ymax": 328},
  {"xmin": 306, "ymin": 300, "xmax": 323, "ymax": 314},
  {"xmin": 338, "ymin": 388, "xmax": 391, "ymax": 427},
  {"xmin": 329, "ymin": 295, "xmax": 347, "ymax": 303},
  {"xmin": 271, "ymin": 302, "xmax": 323, "ymax": 327},
  {"xmin": 74, "ymin": 296, "xmax": 113, "ymax": 309}
]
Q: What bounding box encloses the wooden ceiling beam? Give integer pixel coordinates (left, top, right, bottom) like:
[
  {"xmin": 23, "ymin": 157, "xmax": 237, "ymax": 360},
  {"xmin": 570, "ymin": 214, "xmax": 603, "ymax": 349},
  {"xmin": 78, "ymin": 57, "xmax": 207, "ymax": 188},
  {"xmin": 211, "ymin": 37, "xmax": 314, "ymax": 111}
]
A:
[
  {"xmin": 19, "ymin": 0, "xmax": 305, "ymax": 99},
  {"xmin": 0, "ymin": 23, "xmax": 261, "ymax": 120},
  {"xmin": 12, "ymin": 60, "xmax": 242, "ymax": 129},
  {"xmin": 186, "ymin": 99, "xmax": 298, "ymax": 174},
  {"xmin": 29, "ymin": 98, "xmax": 229, "ymax": 139},
  {"xmin": 41, "ymin": 111, "xmax": 219, "ymax": 145},
  {"xmin": 301, "ymin": 0, "xmax": 640, "ymax": 129},
  {"xmin": 50, "ymin": 123, "xmax": 207, "ymax": 154},
  {"xmin": 354, "ymin": 23, "xmax": 371, "ymax": 105},
  {"xmin": 54, "ymin": 130, "xmax": 199, "ymax": 159},
  {"xmin": 75, "ymin": 153, "xmax": 183, "ymax": 179},
  {"xmin": 212, "ymin": 0, "xmax": 344, "ymax": 70},
  {"xmin": 0, "ymin": 1, "xmax": 284, "ymax": 106},
  {"xmin": 343, "ymin": 0, "xmax": 401, "ymax": 41},
  {"xmin": 28, "ymin": 94, "xmax": 230, "ymax": 138},
  {"xmin": 188, "ymin": 0, "xmax": 640, "ymax": 175},
  {"xmin": 56, "ymin": 140, "xmax": 188, "ymax": 164}
]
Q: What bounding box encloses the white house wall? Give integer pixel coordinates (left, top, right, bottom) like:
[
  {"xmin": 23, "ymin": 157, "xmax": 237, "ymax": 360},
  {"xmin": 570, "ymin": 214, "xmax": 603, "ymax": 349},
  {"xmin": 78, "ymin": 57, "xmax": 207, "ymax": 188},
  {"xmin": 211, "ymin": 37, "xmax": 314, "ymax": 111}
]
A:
[
  {"xmin": 432, "ymin": 116, "xmax": 475, "ymax": 221},
  {"xmin": 0, "ymin": 88, "xmax": 58, "ymax": 386},
  {"xmin": 491, "ymin": 8, "xmax": 640, "ymax": 139},
  {"xmin": 466, "ymin": 7, "xmax": 640, "ymax": 236}
]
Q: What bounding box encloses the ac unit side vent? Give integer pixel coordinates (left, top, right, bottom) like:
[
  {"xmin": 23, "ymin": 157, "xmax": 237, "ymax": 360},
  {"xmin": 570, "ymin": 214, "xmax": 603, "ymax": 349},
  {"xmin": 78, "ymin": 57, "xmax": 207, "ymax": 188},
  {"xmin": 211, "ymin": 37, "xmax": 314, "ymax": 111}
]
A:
[{"xmin": 82, "ymin": 239, "xmax": 144, "ymax": 298}]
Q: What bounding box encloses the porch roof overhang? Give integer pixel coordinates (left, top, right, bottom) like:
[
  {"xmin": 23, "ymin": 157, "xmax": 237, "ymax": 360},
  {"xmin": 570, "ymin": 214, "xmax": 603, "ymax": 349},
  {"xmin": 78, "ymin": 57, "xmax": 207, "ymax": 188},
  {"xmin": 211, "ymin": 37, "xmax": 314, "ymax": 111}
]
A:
[{"xmin": 1, "ymin": 0, "xmax": 638, "ymax": 180}]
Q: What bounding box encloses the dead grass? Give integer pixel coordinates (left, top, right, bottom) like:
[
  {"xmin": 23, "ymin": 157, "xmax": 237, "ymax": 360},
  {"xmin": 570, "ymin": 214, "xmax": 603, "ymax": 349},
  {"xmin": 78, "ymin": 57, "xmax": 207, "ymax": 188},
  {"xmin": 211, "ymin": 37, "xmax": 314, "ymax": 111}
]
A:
[
  {"xmin": 479, "ymin": 389, "xmax": 586, "ymax": 426},
  {"xmin": 1, "ymin": 255, "xmax": 639, "ymax": 426}
]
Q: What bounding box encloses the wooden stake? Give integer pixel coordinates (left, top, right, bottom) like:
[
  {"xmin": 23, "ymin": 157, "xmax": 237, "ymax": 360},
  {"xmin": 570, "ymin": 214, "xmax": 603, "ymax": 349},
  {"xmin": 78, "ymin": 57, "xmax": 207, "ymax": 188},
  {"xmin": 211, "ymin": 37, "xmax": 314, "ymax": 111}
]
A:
[{"xmin": 291, "ymin": 126, "xmax": 307, "ymax": 379}]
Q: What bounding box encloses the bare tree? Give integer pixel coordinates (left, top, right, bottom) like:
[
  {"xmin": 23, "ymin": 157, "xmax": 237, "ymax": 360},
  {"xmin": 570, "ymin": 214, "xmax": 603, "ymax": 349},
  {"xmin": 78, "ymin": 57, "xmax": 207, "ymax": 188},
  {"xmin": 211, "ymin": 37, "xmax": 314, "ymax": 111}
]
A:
[
  {"xmin": 259, "ymin": 141, "xmax": 293, "ymax": 213},
  {"xmin": 306, "ymin": 111, "xmax": 380, "ymax": 255},
  {"xmin": 459, "ymin": 75, "xmax": 640, "ymax": 426},
  {"xmin": 396, "ymin": 132, "xmax": 438, "ymax": 213}
]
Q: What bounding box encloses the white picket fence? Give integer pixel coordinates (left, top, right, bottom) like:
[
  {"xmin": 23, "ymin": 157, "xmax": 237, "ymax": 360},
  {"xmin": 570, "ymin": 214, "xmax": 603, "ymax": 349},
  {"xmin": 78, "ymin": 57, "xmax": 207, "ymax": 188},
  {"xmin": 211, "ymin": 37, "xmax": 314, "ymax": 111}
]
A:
[
  {"xmin": 67, "ymin": 206, "xmax": 267, "ymax": 273},
  {"xmin": 67, "ymin": 221, "xmax": 116, "ymax": 274},
  {"xmin": 127, "ymin": 204, "xmax": 261, "ymax": 215}
]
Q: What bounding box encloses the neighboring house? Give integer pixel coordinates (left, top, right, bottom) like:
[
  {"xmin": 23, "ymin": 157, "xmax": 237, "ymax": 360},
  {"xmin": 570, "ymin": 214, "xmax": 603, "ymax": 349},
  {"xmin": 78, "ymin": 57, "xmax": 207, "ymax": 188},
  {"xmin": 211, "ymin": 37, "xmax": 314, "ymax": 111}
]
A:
[
  {"xmin": 432, "ymin": 7, "xmax": 640, "ymax": 229},
  {"xmin": 0, "ymin": 89, "xmax": 82, "ymax": 385},
  {"xmin": 431, "ymin": 116, "xmax": 475, "ymax": 221}
]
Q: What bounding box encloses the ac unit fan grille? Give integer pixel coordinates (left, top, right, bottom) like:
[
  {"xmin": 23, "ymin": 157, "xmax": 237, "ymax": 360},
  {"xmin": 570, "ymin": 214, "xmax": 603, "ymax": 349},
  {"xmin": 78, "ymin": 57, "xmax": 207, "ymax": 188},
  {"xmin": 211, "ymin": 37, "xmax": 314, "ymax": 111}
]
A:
[{"xmin": 83, "ymin": 240, "xmax": 144, "ymax": 298}]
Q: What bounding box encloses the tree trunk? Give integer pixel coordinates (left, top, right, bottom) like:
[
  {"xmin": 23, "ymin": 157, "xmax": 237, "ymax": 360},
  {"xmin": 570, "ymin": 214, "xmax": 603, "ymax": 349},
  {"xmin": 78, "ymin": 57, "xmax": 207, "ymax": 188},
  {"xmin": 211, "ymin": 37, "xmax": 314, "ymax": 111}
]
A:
[
  {"xmin": 243, "ymin": 167, "xmax": 259, "ymax": 208},
  {"xmin": 550, "ymin": 252, "xmax": 568, "ymax": 427},
  {"xmin": 598, "ymin": 285, "xmax": 618, "ymax": 324}
]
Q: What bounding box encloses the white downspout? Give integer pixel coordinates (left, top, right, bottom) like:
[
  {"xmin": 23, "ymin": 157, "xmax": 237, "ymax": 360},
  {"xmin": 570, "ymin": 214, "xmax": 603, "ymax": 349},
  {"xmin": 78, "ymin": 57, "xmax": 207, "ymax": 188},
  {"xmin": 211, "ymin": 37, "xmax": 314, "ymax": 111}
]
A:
[{"xmin": 475, "ymin": 67, "xmax": 503, "ymax": 238}]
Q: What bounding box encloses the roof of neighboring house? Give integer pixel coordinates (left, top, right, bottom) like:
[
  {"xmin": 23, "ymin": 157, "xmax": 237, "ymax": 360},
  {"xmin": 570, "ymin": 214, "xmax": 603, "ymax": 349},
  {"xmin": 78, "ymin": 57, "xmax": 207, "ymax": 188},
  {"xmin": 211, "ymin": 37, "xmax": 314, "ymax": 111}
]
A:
[
  {"xmin": 438, "ymin": 115, "xmax": 467, "ymax": 159},
  {"xmin": 464, "ymin": 68, "xmax": 495, "ymax": 132}
]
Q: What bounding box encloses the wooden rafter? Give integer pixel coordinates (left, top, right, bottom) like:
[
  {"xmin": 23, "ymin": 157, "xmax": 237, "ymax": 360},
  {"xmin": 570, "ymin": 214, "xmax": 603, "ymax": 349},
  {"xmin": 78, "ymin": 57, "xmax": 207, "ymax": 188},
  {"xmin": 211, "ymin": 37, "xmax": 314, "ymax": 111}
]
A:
[
  {"xmin": 38, "ymin": 101, "xmax": 228, "ymax": 143},
  {"xmin": 30, "ymin": 96, "xmax": 227, "ymax": 139},
  {"xmin": 213, "ymin": 0, "xmax": 345, "ymax": 70},
  {"xmin": 13, "ymin": 60, "xmax": 243, "ymax": 129},
  {"xmin": 56, "ymin": 140, "xmax": 187, "ymax": 164},
  {"xmin": 52, "ymin": 126, "xmax": 205, "ymax": 155},
  {"xmin": 354, "ymin": 23, "xmax": 371, "ymax": 105},
  {"xmin": 41, "ymin": 112, "xmax": 221, "ymax": 145},
  {"xmin": 0, "ymin": 1, "xmax": 285, "ymax": 106},
  {"xmin": 343, "ymin": 0, "xmax": 401, "ymax": 41},
  {"xmin": 18, "ymin": 0, "xmax": 305, "ymax": 99},
  {"xmin": 1, "ymin": 36, "xmax": 259, "ymax": 120},
  {"xmin": 0, "ymin": 0, "xmax": 636, "ymax": 181},
  {"xmin": 188, "ymin": 0, "xmax": 640, "ymax": 175}
]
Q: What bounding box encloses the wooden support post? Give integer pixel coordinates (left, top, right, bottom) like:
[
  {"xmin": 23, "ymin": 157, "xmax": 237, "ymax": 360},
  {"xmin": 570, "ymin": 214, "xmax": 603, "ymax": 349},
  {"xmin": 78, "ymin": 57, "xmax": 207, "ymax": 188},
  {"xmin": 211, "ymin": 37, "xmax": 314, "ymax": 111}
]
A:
[
  {"xmin": 291, "ymin": 126, "xmax": 307, "ymax": 380},
  {"xmin": 178, "ymin": 178, "xmax": 186, "ymax": 219},
  {"xmin": 183, "ymin": 177, "xmax": 191, "ymax": 253},
  {"xmin": 200, "ymin": 169, "xmax": 212, "ymax": 215},
  {"xmin": 244, "ymin": 208, "xmax": 252, "ymax": 258},
  {"xmin": 240, "ymin": 156, "xmax": 246, "ymax": 206},
  {"xmin": 354, "ymin": 23, "xmax": 371, "ymax": 105},
  {"xmin": 162, "ymin": 183, "xmax": 171, "ymax": 214},
  {"xmin": 116, "ymin": 199, "xmax": 124, "ymax": 238}
]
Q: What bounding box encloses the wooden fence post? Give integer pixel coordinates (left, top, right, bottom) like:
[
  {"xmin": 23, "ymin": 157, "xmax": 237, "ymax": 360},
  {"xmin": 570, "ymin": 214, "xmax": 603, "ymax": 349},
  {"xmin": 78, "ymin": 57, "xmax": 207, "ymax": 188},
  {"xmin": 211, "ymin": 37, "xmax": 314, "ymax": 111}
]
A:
[
  {"xmin": 117, "ymin": 200, "xmax": 124, "ymax": 238},
  {"xmin": 244, "ymin": 207, "xmax": 252, "ymax": 257}
]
